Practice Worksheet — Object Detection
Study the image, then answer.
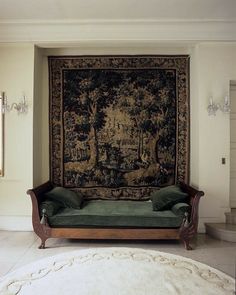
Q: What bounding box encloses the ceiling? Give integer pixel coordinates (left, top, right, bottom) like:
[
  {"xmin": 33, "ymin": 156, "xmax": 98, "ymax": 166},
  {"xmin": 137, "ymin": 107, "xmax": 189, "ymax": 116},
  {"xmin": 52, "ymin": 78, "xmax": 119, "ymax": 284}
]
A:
[
  {"xmin": 0, "ymin": 0, "xmax": 235, "ymax": 44},
  {"xmin": 0, "ymin": 0, "xmax": 235, "ymax": 21}
]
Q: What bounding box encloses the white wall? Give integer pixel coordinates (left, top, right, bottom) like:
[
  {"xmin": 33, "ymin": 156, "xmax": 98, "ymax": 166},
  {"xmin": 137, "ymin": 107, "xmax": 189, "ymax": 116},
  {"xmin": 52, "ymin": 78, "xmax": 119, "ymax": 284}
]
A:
[
  {"xmin": 230, "ymin": 81, "xmax": 236, "ymax": 208},
  {"xmin": 33, "ymin": 46, "xmax": 44, "ymax": 186},
  {"xmin": 0, "ymin": 42, "xmax": 236, "ymax": 232},
  {"xmin": 196, "ymin": 43, "xmax": 236, "ymax": 230},
  {"xmin": 0, "ymin": 44, "xmax": 34, "ymax": 230}
]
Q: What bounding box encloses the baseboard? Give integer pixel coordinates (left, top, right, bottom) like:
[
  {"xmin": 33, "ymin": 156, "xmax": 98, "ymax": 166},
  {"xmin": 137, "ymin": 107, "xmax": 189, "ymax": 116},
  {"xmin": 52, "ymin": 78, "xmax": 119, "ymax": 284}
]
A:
[
  {"xmin": 0, "ymin": 216, "xmax": 33, "ymax": 231},
  {"xmin": 198, "ymin": 217, "xmax": 225, "ymax": 234},
  {"xmin": 230, "ymin": 200, "xmax": 236, "ymax": 208},
  {"xmin": 198, "ymin": 225, "xmax": 206, "ymax": 234},
  {"xmin": 198, "ymin": 218, "xmax": 207, "ymax": 233}
]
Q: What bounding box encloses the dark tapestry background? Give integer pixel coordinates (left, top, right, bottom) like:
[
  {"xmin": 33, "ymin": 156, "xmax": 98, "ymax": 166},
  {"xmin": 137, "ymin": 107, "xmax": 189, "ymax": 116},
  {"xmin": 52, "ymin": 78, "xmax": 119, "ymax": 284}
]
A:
[{"xmin": 49, "ymin": 56, "xmax": 189, "ymax": 200}]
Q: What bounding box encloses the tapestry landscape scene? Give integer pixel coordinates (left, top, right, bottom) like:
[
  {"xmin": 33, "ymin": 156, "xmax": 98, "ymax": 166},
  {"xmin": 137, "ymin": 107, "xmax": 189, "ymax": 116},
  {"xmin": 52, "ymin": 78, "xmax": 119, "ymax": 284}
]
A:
[{"xmin": 63, "ymin": 69, "xmax": 176, "ymax": 190}]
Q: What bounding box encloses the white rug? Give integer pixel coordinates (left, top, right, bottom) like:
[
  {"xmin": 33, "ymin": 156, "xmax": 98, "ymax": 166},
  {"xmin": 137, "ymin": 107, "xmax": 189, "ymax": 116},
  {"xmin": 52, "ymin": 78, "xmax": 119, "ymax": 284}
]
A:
[{"xmin": 0, "ymin": 248, "xmax": 234, "ymax": 295}]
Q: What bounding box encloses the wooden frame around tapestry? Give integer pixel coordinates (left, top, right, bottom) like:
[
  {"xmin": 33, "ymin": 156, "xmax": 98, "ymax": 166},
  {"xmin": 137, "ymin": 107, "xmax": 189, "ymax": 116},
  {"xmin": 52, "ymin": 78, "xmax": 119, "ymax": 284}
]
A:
[{"xmin": 48, "ymin": 55, "xmax": 190, "ymax": 200}]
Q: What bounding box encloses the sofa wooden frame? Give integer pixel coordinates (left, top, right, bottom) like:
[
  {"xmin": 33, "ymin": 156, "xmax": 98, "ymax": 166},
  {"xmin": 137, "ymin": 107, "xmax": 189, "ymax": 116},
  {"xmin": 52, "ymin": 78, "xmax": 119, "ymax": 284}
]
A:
[{"xmin": 27, "ymin": 181, "xmax": 204, "ymax": 250}]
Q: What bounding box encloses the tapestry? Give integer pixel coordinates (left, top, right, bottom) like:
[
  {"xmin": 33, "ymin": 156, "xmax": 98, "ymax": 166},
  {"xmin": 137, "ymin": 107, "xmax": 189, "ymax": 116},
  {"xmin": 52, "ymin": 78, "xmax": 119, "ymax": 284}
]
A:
[{"xmin": 49, "ymin": 56, "xmax": 190, "ymax": 200}]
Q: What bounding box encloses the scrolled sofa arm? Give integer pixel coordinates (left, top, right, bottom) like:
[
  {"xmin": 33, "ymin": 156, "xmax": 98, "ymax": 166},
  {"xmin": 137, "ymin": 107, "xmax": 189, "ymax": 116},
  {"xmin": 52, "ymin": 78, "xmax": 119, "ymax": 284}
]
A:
[
  {"xmin": 27, "ymin": 181, "xmax": 54, "ymax": 249},
  {"xmin": 178, "ymin": 182, "xmax": 204, "ymax": 250}
]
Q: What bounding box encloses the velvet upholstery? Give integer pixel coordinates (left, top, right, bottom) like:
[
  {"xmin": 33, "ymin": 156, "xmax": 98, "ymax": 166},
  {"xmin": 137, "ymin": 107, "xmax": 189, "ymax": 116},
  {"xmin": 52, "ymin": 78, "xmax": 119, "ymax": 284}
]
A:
[
  {"xmin": 48, "ymin": 200, "xmax": 185, "ymax": 228},
  {"xmin": 40, "ymin": 200, "xmax": 62, "ymax": 217},
  {"xmin": 171, "ymin": 202, "xmax": 190, "ymax": 216},
  {"xmin": 151, "ymin": 185, "xmax": 188, "ymax": 211},
  {"xmin": 45, "ymin": 187, "xmax": 83, "ymax": 209}
]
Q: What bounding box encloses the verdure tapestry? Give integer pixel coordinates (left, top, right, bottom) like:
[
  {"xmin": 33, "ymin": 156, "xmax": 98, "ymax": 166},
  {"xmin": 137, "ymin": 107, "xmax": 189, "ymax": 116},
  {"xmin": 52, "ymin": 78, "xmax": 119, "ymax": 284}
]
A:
[{"xmin": 49, "ymin": 56, "xmax": 190, "ymax": 200}]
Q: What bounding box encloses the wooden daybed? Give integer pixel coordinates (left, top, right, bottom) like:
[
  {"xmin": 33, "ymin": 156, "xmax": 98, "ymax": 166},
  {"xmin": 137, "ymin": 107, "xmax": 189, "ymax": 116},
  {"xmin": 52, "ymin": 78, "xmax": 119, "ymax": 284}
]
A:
[{"xmin": 27, "ymin": 181, "xmax": 204, "ymax": 250}]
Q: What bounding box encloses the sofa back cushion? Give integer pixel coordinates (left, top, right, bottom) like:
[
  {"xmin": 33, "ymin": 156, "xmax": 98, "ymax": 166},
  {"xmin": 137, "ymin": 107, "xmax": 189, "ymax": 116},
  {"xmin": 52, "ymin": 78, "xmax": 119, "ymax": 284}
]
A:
[
  {"xmin": 151, "ymin": 185, "xmax": 188, "ymax": 211},
  {"xmin": 45, "ymin": 187, "xmax": 83, "ymax": 209}
]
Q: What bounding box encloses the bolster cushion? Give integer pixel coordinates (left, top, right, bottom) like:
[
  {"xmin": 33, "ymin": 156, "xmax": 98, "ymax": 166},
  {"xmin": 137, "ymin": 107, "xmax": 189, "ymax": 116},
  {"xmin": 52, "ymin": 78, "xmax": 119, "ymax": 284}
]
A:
[
  {"xmin": 151, "ymin": 185, "xmax": 188, "ymax": 211},
  {"xmin": 45, "ymin": 187, "xmax": 84, "ymax": 209},
  {"xmin": 40, "ymin": 200, "xmax": 62, "ymax": 217},
  {"xmin": 171, "ymin": 202, "xmax": 190, "ymax": 216}
]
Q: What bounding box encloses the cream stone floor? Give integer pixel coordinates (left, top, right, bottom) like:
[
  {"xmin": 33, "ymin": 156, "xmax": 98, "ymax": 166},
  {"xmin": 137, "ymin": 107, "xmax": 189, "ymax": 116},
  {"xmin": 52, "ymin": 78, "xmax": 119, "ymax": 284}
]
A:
[{"xmin": 0, "ymin": 231, "xmax": 236, "ymax": 279}]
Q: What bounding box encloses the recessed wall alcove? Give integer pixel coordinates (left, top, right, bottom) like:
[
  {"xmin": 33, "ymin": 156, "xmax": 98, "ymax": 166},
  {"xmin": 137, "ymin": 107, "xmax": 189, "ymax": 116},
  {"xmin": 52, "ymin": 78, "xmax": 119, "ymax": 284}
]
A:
[
  {"xmin": 31, "ymin": 43, "xmax": 236, "ymax": 232},
  {"xmin": 33, "ymin": 45, "xmax": 195, "ymax": 189}
]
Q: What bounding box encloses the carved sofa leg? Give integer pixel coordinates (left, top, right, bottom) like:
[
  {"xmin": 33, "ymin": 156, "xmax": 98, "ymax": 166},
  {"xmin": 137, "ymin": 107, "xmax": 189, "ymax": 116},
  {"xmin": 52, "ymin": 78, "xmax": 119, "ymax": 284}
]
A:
[
  {"xmin": 35, "ymin": 231, "xmax": 49, "ymax": 249},
  {"xmin": 36, "ymin": 209, "xmax": 50, "ymax": 249},
  {"xmin": 180, "ymin": 233, "xmax": 193, "ymax": 250},
  {"xmin": 38, "ymin": 238, "xmax": 47, "ymax": 249},
  {"xmin": 183, "ymin": 238, "xmax": 193, "ymax": 250},
  {"xmin": 179, "ymin": 212, "xmax": 194, "ymax": 250}
]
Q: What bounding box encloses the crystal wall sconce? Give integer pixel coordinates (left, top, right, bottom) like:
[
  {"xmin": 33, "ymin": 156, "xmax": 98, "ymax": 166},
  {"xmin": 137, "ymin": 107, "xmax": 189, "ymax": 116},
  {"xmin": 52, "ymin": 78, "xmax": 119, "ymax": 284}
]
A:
[
  {"xmin": 207, "ymin": 96, "xmax": 230, "ymax": 116},
  {"xmin": 0, "ymin": 92, "xmax": 28, "ymax": 114}
]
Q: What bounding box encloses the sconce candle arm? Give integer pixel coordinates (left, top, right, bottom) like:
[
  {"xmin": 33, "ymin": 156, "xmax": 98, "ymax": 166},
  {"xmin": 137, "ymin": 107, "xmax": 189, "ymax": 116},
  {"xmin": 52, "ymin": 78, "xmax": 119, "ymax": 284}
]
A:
[
  {"xmin": 207, "ymin": 97, "xmax": 218, "ymax": 116},
  {"xmin": 0, "ymin": 92, "xmax": 28, "ymax": 114},
  {"xmin": 207, "ymin": 95, "xmax": 230, "ymax": 116}
]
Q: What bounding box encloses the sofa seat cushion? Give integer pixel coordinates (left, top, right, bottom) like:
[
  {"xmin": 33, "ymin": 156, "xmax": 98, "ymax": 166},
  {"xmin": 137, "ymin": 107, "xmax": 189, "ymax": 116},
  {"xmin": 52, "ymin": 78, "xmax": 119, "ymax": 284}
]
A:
[{"xmin": 48, "ymin": 200, "xmax": 185, "ymax": 228}]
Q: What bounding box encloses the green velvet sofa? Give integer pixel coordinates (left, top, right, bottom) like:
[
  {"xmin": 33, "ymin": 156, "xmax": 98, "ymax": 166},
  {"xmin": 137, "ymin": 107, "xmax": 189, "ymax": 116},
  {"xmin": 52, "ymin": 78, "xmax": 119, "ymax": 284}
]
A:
[{"xmin": 27, "ymin": 181, "xmax": 204, "ymax": 250}]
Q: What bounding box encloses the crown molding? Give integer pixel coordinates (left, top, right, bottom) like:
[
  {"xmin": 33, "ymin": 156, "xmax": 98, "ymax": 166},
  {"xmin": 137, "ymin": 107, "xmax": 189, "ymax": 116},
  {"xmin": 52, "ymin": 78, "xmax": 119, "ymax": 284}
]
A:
[
  {"xmin": 0, "ymin": 19, "xmax": 235, "ymax": 43},
  {"xmin": 0, "ymin": 18, "xmax": 235, "ymax": 24}
]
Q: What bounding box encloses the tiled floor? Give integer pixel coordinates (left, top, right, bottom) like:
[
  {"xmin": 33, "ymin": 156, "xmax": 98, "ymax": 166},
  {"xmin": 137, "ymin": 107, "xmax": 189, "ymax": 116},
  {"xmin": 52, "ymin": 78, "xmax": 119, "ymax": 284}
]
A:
[{"xmin": 0, "ymin": 231, "xmax": 236, "ymax": 279}]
